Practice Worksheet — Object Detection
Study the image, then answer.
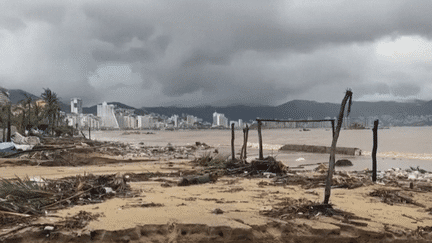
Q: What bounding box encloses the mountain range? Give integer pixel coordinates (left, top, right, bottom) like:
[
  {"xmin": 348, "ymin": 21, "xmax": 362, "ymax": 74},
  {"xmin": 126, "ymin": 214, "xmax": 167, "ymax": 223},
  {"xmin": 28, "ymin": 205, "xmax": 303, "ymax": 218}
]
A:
[{"xmin": 7, "ymin": 89, "xmax": 432, "ymax": 125}]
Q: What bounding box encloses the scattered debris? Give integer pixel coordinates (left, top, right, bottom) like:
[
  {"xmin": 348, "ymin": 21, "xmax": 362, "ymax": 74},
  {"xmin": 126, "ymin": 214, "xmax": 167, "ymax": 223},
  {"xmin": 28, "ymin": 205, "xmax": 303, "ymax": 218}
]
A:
[
  {"xmin": 0, "ymin": 173, "xmax": 132, "ymax": 217},
  {"xmin": 314, "ymin": 163, "xmax": 328, "ymax": 173},
  {"xmin": 0, "ymin": 142, "xmax": 15, "ymax": 153},
  {"xmin": 369, "ymin": 189, "xmax": 425, "ymax": 207},
  {"xmin": 226, "ymin": 156, "xmax": 288, "ymax": 176},
  {"xmin": 62, "ymin": 211, "xmax": 104, "ymax": 229},
  {"xmin": 121, "ymin": 131, "xmax": 142, "ymax": 135}
]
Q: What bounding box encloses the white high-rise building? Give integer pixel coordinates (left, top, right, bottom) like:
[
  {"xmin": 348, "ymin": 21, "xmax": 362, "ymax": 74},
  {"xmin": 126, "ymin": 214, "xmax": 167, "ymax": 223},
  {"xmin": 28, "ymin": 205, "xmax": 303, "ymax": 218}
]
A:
[
  {"xmin": 71, "ymin": 98, "xmax": 82, "ymax": 114},
  {"xmin": 97, "ymin": 102, "xmax": 119, "ymax": 128},
  {"xmin": 212, "ymin": 112, "xmax": 228, "ymax": 127}
]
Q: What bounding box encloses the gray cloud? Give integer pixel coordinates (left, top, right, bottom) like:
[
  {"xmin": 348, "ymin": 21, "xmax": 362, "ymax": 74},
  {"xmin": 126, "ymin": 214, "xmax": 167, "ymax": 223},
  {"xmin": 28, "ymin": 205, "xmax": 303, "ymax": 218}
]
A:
[{"xmin": 1, "ymin": 0, "xmax": 432, "ymax": 108}]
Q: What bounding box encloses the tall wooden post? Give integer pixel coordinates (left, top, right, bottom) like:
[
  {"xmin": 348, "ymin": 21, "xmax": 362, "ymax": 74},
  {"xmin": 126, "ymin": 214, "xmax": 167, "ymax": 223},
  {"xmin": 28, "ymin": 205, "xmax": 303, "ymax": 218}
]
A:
[
  {"xmin": 240, "ymin": 127, "xmax": 245, "ymax": 161},
  {"xmin": 258, "ymin": 120, "xmax": 263, "ymax": 160},
  {"xmin": 372, "ymin": 120, "xmax": 379, "ymax": 182},
  {"xmin": 324, "ymin": 90, "xmax": 353, "ymax": 204},
  {"xmin": 244, "ymin": 124, "xmax": 249, "ymax": 160},
  {"xmin": 6, "ymin": 104, "xmax": 11, "ymax": 142},
  {"xmin": 331, "ymin": 120, "xmax": 335, "ymax": 138},
  {"xmin": 231, "ymin": 123, "xmax": 235, "ymax": 161},
  {"xmin": 2, "ymin": 107, "xmax": 6, "ymax": 142}
]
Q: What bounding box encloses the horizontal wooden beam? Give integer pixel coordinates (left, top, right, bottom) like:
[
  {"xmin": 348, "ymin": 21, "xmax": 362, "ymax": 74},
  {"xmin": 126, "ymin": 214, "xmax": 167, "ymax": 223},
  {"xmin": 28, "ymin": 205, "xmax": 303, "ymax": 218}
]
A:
[{"xmin": 256, "ymin": 118, "xmax": 335, "ymax": 123}]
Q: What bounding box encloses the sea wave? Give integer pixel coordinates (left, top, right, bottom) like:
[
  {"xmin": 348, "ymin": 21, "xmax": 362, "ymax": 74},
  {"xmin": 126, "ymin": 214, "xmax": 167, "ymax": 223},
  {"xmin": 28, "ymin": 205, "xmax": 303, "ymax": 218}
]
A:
[
  {"xmin": 247, "ymin": 142, "xmax": 283, "ymax": 151},
  {"xmin": 362, "ymin": 151, "xmax": 432, "ymax": 160}
]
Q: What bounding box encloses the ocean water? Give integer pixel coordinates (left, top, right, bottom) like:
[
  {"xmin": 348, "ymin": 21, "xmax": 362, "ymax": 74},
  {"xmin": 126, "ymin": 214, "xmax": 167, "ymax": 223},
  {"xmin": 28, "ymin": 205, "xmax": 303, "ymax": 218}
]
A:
[{"xmin": 91, "ymin": 127, "xmax": 432, "ymax": 172}]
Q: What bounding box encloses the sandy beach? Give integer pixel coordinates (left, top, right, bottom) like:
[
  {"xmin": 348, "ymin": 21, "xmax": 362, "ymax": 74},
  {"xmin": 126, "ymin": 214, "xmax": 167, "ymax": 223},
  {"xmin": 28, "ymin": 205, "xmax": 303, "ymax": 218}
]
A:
[{"xmin": 1, "ymin": 128, "xmax": 432, "ymax": 242}]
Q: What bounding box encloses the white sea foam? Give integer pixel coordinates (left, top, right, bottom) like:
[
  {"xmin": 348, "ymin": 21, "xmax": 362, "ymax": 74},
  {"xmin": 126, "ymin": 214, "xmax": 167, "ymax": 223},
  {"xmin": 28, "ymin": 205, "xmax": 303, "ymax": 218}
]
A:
[{"xmin": 362, "ymin": 151, "xmax": 432, "ymax": 160}]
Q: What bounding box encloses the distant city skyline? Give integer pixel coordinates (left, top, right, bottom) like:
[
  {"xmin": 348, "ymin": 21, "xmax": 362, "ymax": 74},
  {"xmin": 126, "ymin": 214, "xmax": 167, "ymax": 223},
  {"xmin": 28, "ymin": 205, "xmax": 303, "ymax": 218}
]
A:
[{"xmin": 2, "ymin": 1, "xmax": 432, "ymax": 107}]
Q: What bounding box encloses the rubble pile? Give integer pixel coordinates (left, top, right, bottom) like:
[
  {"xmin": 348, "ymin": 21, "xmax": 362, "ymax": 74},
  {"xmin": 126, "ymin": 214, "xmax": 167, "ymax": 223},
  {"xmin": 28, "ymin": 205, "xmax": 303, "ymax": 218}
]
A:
[
  {"xmin": 225, "ymin": 156, "xmax": 288, "ymax": 176},
  {"xmin": 1, "ymin": 137, "xmax": 214, "ymax": 166}
]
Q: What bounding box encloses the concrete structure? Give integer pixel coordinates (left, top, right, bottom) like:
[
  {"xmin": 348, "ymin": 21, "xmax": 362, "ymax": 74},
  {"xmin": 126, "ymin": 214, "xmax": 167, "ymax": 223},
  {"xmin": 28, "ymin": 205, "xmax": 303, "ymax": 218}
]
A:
[
  {"xmin": 97, "ymin": 102, "xmax": 119, "ymax": 128},
  {"xmin": 279, "ymin": 144, "xmax": 361, "ymax": 156},
  {"xmin": 70, "ymin": 98, "xmax": 82, "ymax": 114}
]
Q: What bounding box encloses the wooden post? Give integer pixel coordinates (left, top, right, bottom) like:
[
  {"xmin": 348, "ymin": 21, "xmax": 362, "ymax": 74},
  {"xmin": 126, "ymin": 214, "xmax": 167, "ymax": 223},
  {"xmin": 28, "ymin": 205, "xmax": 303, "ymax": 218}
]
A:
[
  {"xmin": 372, "ymin": 119, "xmax": 379, "ymax": 182},
  {"xmin": 89, "ymin": 127, "xmax": 91, "ymax": 140},
  {"xmin": 258, "ymin": 120, "xmax": 263, "ymax": 160},
  {"xmin": 324, "ymin": 90, "xmax": 353, "ymax": 204},
  {"xmin": 240, "ymin": 124, "xmax": 249, "ymax": 161},
  {"xmin": 240, "ymin": 127, "xmax": 245, "ymax": 161},
  {"xmin": 6, "ymin": 104, "xmax": 11, "ymax": 142},
  {"xmin": 244, "ymin": 124, "xmax": 249, "ymax": 160},
  {"xmin": 231, "ymin": 123, "xmax": 235, "ymax": 161},
  {"xmin": 331, "ymin": 120, "xmax": 335, "ymax": 138}
]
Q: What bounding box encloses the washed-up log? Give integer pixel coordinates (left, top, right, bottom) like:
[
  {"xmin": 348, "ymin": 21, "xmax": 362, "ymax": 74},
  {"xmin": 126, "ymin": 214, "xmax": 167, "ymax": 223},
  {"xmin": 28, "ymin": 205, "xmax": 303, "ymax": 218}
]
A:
[{"xmin": 178, "ymin": 173, "xmax": 218, "ymax": 186}]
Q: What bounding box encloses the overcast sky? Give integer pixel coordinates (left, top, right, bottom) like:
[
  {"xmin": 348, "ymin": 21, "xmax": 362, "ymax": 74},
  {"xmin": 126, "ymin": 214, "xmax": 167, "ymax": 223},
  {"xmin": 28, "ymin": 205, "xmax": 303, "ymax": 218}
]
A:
[{"xmin": 1, "ymin": 0, "xmax": 432, "ymax": 107}]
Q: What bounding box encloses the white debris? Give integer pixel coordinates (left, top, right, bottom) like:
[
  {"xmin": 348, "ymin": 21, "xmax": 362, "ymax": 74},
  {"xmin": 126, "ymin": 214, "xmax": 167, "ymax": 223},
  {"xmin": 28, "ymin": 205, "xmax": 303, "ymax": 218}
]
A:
[
  {"xmin": 104, "ymin": 187, "xmax": 115, "ymax": 194},
  {"xmin": 44, "ymin": 226, "xmax": 54, "ymax": 231}
]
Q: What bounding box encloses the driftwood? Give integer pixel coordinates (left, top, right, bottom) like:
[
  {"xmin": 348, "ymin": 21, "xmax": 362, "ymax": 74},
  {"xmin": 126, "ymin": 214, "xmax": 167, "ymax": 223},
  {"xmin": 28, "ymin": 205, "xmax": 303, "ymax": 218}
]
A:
[{"xmin": 178, "ymin": 173, "xmax": 218, "ymax": 186}]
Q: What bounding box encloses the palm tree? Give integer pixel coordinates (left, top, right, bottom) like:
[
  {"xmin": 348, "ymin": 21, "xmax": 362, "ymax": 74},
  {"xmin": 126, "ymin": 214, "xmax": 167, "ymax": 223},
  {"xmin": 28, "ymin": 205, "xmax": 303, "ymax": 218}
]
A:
[
  {"xmin": 0, "ymin": 87, "xmax": 11, "ymax": 142},
  {"xmin": 23, "ymin": 94, "xmax": 32, "ymax": 130},
  {"xmin": 41, "ymin": 88, "xmax": 60, "ymax": 136}
]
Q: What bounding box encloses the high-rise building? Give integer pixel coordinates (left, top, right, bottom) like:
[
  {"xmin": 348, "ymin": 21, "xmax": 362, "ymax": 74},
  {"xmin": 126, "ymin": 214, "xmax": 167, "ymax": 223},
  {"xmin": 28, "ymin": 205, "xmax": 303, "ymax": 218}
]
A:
[
  {"xmin": 212, "ymin": 112, "xmax": 228, "ymax": 127},
  {"xmin": 97, "ymin": 102, "xmax": 119, "ymax": 128},
  {"xmin": 71, "ymin": 98, "xmax": 82, "ymax": 114}
]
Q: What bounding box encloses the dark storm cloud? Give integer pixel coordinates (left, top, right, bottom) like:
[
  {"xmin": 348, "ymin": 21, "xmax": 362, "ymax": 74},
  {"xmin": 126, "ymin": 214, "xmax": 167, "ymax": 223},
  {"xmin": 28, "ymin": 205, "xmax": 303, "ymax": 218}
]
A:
[
  {"xmin": 2, "ymin": 0, "xmax": 432, "ymax": 107},
  {"xmin": 92, "ymin": 48, "xmax": 155, "ymax": 63},
  {"xmin": 83, "ymin": 2, "xmax": 156, "ymax": 46}
]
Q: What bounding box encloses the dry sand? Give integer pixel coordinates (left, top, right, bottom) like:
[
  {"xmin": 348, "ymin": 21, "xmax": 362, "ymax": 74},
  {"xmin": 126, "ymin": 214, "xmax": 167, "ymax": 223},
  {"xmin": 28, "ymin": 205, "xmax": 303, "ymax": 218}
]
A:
[{"xmin": 1, "ymin": 131, "xmax": 432, "ymax": 242}]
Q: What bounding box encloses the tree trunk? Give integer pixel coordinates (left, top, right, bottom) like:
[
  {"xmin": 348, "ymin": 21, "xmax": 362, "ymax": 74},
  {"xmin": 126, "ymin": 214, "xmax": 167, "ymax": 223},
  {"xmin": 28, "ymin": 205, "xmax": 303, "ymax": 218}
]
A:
[
  {"xmin": 323, "ymin": 90, "xmax": 353, "ymax": 204},
  {"xmin": 258, "ymin": 121, "xmax": 263, "ymax": 160},
  {"xmin": 372, "ymin": 120, "xmax": 379, "ymax": 182},
  {"xmin": 231, "ymin": 123, "xmax": 235, "ymax": 161},
  {"xmin": 7, "ymin": 104, "xmax": 11, "ymax": 142}
]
